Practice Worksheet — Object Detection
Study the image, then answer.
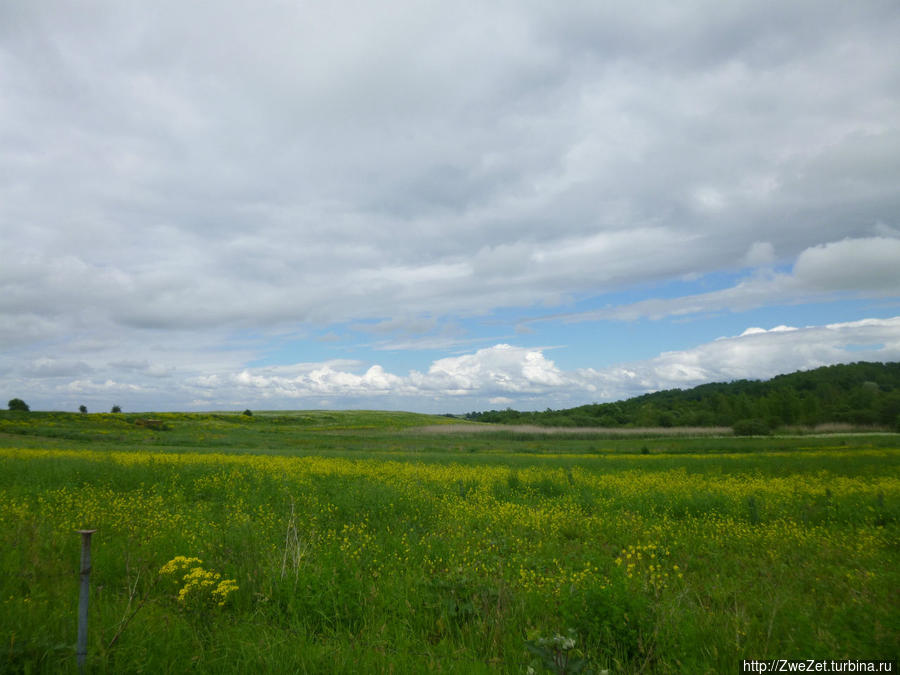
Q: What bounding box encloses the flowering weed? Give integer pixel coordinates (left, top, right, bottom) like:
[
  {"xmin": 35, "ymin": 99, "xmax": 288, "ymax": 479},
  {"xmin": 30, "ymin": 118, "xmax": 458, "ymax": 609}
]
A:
[{"xmin": 160, "ymin": 556, "xmax": 239, "ymax": 609}]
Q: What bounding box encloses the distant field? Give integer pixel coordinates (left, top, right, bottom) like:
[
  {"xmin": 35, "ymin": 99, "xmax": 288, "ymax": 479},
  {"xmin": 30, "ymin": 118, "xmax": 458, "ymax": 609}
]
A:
[
  {"xmin": 1, "ymin": 411, "xmax": 897, "ymax": 673},
  {"xmin": 416, "ymin": 424, "xmax": 734, "ymax": 436}
]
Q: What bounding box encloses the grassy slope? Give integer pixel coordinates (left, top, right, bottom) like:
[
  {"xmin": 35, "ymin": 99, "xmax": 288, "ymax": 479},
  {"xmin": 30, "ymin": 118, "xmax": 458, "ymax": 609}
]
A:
[{"xmin": 3, "ymin": 409, "xmax": 898, "ymax": 456}]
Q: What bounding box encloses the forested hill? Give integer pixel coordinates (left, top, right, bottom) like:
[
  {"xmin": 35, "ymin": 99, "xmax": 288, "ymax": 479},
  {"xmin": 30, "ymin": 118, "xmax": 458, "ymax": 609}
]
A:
[{"xmin": 464, "ymin": 362, "xmax": 900, "ymax": 430}]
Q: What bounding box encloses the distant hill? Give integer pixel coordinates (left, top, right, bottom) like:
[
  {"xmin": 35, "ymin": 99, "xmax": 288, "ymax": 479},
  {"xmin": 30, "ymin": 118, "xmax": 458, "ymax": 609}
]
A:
[{"xmin": 464, "ymin": 362, "xmax": 900, "ymax": 430}]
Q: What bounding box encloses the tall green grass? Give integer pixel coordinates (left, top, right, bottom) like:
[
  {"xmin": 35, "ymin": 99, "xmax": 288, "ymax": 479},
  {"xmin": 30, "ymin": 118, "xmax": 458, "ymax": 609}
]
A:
[{"xmin": 1, "ymin": 411, "xmax": 897, "ymax": 673}]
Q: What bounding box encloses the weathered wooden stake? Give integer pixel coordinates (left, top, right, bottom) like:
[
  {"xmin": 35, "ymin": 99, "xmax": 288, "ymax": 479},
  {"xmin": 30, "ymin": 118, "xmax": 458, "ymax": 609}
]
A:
[{"xmin": 76, "ymin": 529, "xmax": 97, "ymax": 673}]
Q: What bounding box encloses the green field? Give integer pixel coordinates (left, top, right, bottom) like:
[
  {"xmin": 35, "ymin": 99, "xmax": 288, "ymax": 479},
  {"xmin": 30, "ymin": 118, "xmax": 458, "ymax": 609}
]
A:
[{"xmin": 2, "ymin": 411, "xmax": 898, "ymax": 673}]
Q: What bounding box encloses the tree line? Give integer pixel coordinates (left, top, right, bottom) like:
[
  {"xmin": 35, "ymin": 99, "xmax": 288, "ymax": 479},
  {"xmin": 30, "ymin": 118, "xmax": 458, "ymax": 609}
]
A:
[
  {"xmin": 464, "ymin": 362, "xmax": 900, "ymax": 431},
  {"xmin": 6, "ymin": 399, "xmax": 123, "ymax": 414}
]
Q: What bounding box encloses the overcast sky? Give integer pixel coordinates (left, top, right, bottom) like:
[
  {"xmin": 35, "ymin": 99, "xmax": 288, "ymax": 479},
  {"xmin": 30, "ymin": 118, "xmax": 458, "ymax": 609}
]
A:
[{"xmin": 2, "ymin": 1, "xmax": 899, "ymax": 413}]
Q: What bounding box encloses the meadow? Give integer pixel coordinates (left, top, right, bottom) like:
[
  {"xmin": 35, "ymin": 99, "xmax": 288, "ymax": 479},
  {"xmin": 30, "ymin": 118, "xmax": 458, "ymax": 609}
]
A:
[{"xmin": 1, "ymin": 410, "xmax": 897, "ymax": 673}]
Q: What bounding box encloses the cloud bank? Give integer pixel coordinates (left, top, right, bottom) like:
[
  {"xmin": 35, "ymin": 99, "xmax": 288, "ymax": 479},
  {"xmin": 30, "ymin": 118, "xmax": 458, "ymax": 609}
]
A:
[
  {"xmin": 1, "ymin": 1, "xmax": 899, "ymax": 411},
  {"xmin": 6, "ymin": 317, "xmax": 898, "ymax": 413}
]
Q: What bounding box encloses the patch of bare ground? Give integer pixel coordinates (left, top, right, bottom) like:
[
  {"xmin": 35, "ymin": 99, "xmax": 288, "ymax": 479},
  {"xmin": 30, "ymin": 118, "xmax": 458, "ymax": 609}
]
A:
[{"xmin": 411, "ymin": 424, "xmax": 734, "ymax": 436}]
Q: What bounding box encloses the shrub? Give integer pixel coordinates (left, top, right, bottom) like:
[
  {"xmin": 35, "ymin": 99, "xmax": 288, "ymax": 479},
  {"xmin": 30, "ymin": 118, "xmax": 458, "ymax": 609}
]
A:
[
  {"xmin": 79, "ymin": 405, "xmax": 87, "ymax": 414},
  {"xmin": 732, "ymin": 418, "xmax": 770, "ymax": 436},
  {"xmin": 243, "ymin": 409, "xmax": 253, "ymax": 417},
  {"xmin": 111, "ymin": 405, "xmax": 122, "ymax": 413}
]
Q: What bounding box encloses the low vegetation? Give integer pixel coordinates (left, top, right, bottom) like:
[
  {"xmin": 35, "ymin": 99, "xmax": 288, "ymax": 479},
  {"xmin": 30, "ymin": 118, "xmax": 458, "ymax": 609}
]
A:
[{"xmin": 1, "ymin": 410, "xmax": 897, "ymax": 672}]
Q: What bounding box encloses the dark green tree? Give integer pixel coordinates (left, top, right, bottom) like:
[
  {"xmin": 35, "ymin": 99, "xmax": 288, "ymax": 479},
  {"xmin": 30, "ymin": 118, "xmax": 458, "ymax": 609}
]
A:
[
  {"xmin": 79, "ymin": 405, "xmax": 88, "ymax": 414},
  {"xmin": 111, "ymin": 405, "xmax": 122, "ymax": 413},
  {"xmin": 8, "ymin": 398, "xmax": 29, "ymax": 412}
]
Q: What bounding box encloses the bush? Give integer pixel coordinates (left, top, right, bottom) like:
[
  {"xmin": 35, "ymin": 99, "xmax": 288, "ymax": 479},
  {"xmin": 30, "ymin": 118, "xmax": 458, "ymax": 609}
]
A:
[
  {"xmin": 242, "ymin": 409, "xmax": 253, "ymax": 417},
  {"xmin": 79, "ymin": 405, "xmax": 87, "ymax": 414},
  {"xmin": 111, "ymin": 405, "xmax": 122, "ymax": 413},
  {"xmin": 558, "ymin": 577, "xmax": 653, "ymax": 660},
  {"xmin": 732, "ymin": 418, "xmax": 770, "ymax": 436},
  {"xmin": 7, "ymin": 398, "xmax": 29, "ymax": 412},
  {"xmin": 134, "ymin": 419, "xmax": 170, "ymax": 430}
]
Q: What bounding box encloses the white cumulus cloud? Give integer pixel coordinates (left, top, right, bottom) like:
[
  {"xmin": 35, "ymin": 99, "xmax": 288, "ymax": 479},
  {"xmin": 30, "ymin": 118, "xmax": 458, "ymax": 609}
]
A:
[{"xmin": 167, "ymin": 317, "xmax": 900, "ymax": 410}]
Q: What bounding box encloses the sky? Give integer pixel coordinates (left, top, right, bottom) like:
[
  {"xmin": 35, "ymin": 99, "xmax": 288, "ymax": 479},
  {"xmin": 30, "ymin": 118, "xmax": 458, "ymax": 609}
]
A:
[{"xmin": 2, "ymin": 1, "xmax": 900, "ymax": 414}]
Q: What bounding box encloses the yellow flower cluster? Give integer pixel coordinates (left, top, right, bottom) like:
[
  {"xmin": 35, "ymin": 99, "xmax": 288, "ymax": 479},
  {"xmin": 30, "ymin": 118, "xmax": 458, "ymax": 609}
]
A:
[
  {"xmin": 212, "ymin": 578, "xmax": 240, "ymax": 605},
  {"xmin": 159, "ymin": 555, "xmax": 203, "ymax": 576},
  {"xmin": 517, "ymin": 560, "xmax": 604, "ymax": 597},
  {"xmin": 615, "ymin": 543, "xmax": 681, "ymax": 593},
  {"xmin": 160, "ymin": 556, "xmax": 238, "ymax": 608}
]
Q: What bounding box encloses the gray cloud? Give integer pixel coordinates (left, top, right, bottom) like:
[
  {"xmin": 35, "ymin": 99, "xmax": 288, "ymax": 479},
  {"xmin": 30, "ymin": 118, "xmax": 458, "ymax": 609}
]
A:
[
  {"xmin": 793, "ymin": 237, "xmax": 900, "ymax": 293},
  {"xmin": 545, "ymin": 237, "xmax": 900, "ymax": 323},
  {"xmin": 21, "ymin": 358, "xmax": 93, "ymax": 378}
]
